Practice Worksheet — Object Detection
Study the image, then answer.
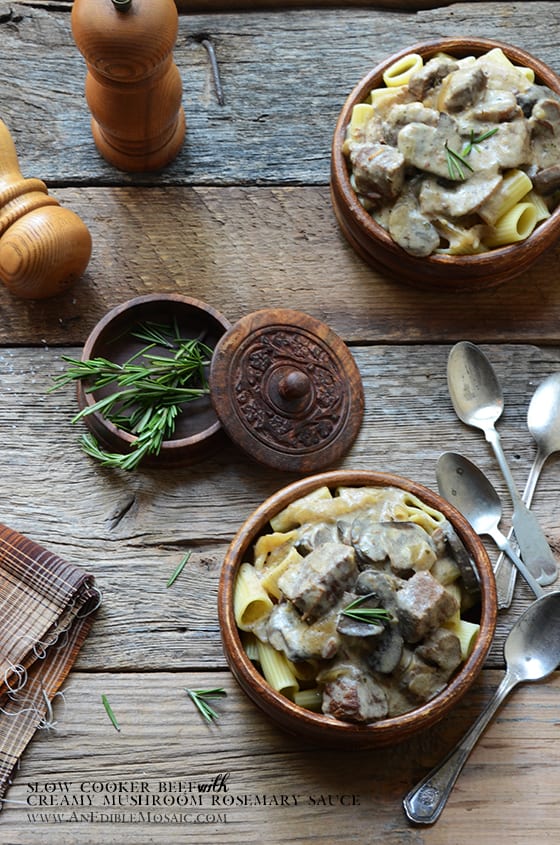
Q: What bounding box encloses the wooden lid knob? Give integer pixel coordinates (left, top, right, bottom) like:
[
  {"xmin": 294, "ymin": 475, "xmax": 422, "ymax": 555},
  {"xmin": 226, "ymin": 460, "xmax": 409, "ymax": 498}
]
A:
[{"xmin": 209, "ymin": 309, "xmax": 365, "ymax": 472}]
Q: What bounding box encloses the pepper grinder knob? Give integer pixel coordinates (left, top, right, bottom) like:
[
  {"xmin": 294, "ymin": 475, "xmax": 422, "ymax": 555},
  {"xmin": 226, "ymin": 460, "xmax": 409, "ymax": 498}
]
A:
[
  {"xmin": 0, "ymin": 120, "xmax": 92, "ymax": 299},
  {"xmin": 71, "ymin": 0, "xmax": 185, "ymax": 172}
]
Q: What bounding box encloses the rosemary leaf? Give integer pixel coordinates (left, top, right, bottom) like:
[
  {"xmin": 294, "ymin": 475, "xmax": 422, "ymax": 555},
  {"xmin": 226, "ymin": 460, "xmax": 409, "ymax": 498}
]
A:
[
  {"xmin": 461, "ymin": 126, "xmax": 499, "ymax": 157},
  {"xmin": 52, "ymin": 321, "xmax": 214, "ymax": 471},
  {"xmin": 444, "ymin": 142, "xmax": 474, "ymax": 181},
  {"xmin": 166, "ymin": 551, "xmax": 192, "ymax": 588},
  {"xmin": 186, "ymin": 688, "xmax": 227, "ymax": 723},
  {"xmin": 341, "ymin": 594, "xmax": 392, "ymax": 625},
  {"xmin": 101, "ymin": 694, "xmax": 121, "ymax": 732}
]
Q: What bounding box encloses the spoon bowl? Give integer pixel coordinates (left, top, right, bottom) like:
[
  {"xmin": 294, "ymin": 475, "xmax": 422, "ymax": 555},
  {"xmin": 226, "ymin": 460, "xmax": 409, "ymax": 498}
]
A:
[
  {"xmin": 404, "ymin": 590, "xmax": 560, "ymax": 824},
  {"xmin": 527, "ymin": 372, "xmax": 560, "ymax": 488},
  {"xmin": 437, "ymin": 452, "xmax": 544, "ymax": 598},
  {"xmin": 447, "ymin": 342, "xmax": 558, "ymax": 588}
]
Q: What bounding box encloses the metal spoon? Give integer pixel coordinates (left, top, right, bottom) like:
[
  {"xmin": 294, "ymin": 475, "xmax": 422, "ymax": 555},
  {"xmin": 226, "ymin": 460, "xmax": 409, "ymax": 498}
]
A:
[
  {"xmin": 436, "ymin": 452, "xmax": 544, "ymax": 599},
  {"xmin": 447, "ymin": 342, "xmax": 558, "ymax": 587},
  {"xmin": 403, "ymin": 590, "xmax": 560, "ymax": 824},
  {"xmin": 494, "ymin": 373, "xmax": 560, "ymax": 606}
]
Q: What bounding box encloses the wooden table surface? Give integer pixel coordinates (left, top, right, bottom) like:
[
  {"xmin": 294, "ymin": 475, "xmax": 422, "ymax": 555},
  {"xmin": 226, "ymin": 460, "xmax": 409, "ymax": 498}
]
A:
[{"xmin": 2, "ymin": 1, "xmax": 560, "ymax": 842}]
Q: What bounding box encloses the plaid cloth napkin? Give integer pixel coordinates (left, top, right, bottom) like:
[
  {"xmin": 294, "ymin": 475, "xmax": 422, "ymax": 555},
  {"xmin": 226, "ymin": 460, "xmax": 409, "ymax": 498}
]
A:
[{"xmin": 0, "ymin": 523, "xmax": 98, "ymax": 808}]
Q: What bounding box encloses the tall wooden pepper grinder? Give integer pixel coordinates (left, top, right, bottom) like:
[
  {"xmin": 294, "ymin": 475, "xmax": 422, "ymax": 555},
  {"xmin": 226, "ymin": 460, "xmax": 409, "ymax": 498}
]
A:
[
  {"xmin": 71, "ymin": 0, "xmax": 185, "ymax": 172},
  {"xmin": 0, "ymin": 119, "xmax": 92, "ymax": 299}
]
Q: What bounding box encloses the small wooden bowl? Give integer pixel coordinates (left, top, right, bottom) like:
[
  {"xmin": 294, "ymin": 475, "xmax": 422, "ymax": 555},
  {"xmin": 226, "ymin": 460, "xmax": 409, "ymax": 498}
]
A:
[
  {"xmin": 331, "ymin": 37, "xmax": 560, "ymax": 291},
  {"xmin": 76, "ymin": 294, "xmax": 231, "ymax": 466},
  {"xmin": 218, "ymin": 470, "xmax": 497, "ymax": 748}
]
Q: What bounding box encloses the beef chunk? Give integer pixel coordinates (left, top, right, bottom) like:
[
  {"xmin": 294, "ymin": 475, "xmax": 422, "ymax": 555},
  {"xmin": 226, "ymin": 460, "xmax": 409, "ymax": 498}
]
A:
[
  {"xmin": 415, "ymin": 627, "xmax": 462, "ymax": 677},
  {"xmin": 395, "ymin": 571, "xmax": 458, "ymax": 643},
  {"xmin": 407, "ymin": 55, "xmax": 459, "ymax": 100},
  {"xmin": 320, "ymin": 664, "xmax": 389, "ymax": 723},
  {"xmin": 349, "ymin": 141, "xmax": 405, "ymax": 201},
  {"xmin": 398, "ymin": 653, "xmax": 448, "ymax": 703},
  {"xmin": 438, "ymin": 66, "xmax": 487, "ymax": 113},
  {"xmin": 534, "ymin": 163, "xmax": 560, "ymax": 195},
  {"xmin": 278, "ymin": 541, "xmax": 357, "ymax": 622}
]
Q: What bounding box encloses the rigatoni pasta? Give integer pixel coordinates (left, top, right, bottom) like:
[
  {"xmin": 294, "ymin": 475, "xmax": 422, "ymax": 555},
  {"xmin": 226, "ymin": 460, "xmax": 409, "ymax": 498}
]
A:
[
  {"xmin": 234, "ymin": 484, "xmax": 481, "ymax": 724},
  {"xmin": 344, "ymin": 46, "xmax": 560, "ymax": 257}
]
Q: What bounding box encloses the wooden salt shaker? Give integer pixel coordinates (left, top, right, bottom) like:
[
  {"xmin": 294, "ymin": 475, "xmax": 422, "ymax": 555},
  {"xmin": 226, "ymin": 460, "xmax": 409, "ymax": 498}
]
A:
[
  {"xmin": 0, "ymin": 119, "xmax": 92, "ymax": 299},
  {"xmin": 71, "ymin": 0, "xmax": 185, "ymax": 172}
]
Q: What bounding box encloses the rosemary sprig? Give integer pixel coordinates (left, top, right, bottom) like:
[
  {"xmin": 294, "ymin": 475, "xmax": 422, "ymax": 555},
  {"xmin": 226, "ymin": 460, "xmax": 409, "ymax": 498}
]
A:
[
  {"xmin": 101, "ymin": 693, "xmax": 121, "ymax": 732},
  {"xmin": 166, "ymin": 551, "xmax": 192, "ymax": 588},
  {"xmin": 445, "ymin": 127, "xmax": 500, "ymax": 181},
  {"xmin": 341, "ymin": 593, "xmax": 393, "ymax": 625},
  {"xmin": 445, "ymin": 142, "xmax": 474, "ymax": 181},
  {"xmin": 461, "ymin": 126, "xmax": 499, "ymax": 157},
  {"xmin": 51, "ymin": 321, "xmax": 213, "ymax": 471},
  {"xmin": 186, "ymin": 688, "xmax": 227, "ymax": 723}
]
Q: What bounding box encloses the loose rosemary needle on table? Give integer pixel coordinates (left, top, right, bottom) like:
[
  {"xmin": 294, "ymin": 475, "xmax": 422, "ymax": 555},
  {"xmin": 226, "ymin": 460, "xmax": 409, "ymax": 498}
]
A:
[
  {"xmin": 51, "ymin": 320, "xmax": 213, "ymax": 471},
  {"xmin": 186, "ymin": 688, "xmax": 227, "ymax": 723}
]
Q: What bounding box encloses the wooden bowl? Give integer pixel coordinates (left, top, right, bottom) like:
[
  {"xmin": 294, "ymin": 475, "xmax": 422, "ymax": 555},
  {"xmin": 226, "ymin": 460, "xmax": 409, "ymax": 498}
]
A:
[
  {"xmin": 331, "ymin": 37, "xmax": 560, "ymax": 291},
  {"xmin": 76, "ymin": 293, "xmax": 231, "ymax": 466},
  {"xmin": 218, "ymin": 470, "xmax": 497, "ymax": 748}
]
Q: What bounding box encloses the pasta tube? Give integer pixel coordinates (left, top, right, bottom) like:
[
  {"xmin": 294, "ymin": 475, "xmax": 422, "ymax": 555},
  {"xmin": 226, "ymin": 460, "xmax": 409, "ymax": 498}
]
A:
[
  {"xmin": 382, "ymin": 53, "xmax": 423, "ymax": 87},
  {"xmin": 483, "ymin": 201, "xmax": 538, "ymax": 247},
  {"xmin": 478, "ymin": 169, "xmax": 533, "ymax": 225},
  {"xmin": 294, "ymin": 688, "xmax": 323, "ymax": 712},
  {"xmin": 234, "ymin": 563, "xmax": 273, "ymax": 631},
  {"xmin": 270, "ymin": 485, "xmax": 332, "ymax": 532},
  {"xmin": 523, "ymin": 189, "xmax": 551, "ymax": 223},
  {"xmin": 256, "ymin": 640, "xmax": 299, "ymax": 699},
  {"xmin": 260, "ymin": 547, "xmax": 303, "ymax": 600},
  {"xmin": 444, "ymin": 618, "xmax": 480, "ymax": 661}
]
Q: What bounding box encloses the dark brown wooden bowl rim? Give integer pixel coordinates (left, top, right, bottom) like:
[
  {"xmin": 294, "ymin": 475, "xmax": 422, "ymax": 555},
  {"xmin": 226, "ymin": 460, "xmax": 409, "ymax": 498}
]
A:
[
  {"xmin": 331, "ymin": 37, "xmax": 560, "ymax": 288},
  {"xmin": 77, "ymin": 293, "xmax": 232, "ymax": 454},
  {"xmin": 218, "ymin": 469, "xmax": 497, "ymax": 746}
]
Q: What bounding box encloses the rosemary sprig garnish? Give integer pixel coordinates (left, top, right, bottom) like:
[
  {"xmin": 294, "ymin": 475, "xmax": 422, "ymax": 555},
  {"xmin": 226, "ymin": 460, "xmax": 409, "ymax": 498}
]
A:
[
  {"xmin": 461, "ymin": 126, "xmax": 499, "ymax": 157},
  {"xmin": 445, "ymin": 142, "xmax": 474, "ymax": 181},
  {"xmin": 101, "ymin": 693, "xmax": 121, "ymax": 732},
  {"xmin": 341, "ymin": 593, "xmax": 393, "ymax": 625},
  {"xmin": 186, "ymin": 688, "xmax": 227, "ymax": 723},
  {"xmin": 51, "ymin": 321, "xmax": 213, "ymax": 471},
  {"xmin": 445, "ymin": 127, "xmax": 500, "ymax": 181},
  {"xmin": 166, "ymin": 551, "xmax": 192, "ymax": 588}
]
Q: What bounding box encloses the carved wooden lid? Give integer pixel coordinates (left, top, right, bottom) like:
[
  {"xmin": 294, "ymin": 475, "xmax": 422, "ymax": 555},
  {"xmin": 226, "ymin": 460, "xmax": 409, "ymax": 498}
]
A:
[{"xmin": 209, "ymin": 309, "xmax": 364, "ymax": 472}]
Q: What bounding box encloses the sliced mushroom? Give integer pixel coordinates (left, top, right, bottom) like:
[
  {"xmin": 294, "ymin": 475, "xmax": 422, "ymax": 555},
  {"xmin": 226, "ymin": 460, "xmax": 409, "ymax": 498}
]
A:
[
  {"xmin": 388, "ymin": 191, "xmax": 440, "ymax": 257},
  {"xmin": 366, "ymin": 622, "xmax": 404, "ymax": 674}
]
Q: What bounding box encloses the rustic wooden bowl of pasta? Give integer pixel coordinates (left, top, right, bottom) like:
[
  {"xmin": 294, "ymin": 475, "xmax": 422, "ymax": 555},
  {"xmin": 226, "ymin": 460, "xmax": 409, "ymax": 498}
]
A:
[
  {"xmin": 331, "ymin": 37, "xmax": 560, "ymax": 291},
  {"xmin": 218, "ymin": 470, "xmax": 497, "ymax": 748}
]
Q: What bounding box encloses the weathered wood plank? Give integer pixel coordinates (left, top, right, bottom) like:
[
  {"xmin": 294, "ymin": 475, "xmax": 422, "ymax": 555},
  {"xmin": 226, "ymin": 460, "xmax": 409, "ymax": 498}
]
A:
[
  {"xmin": 2, "ymin": 669, "xmax": 560, "ymax": 843},
  {"xmin": 1, "ymin": 4, "xmax": 558, "ymax": 185},
  {"xmin": 1, "ymin": 344, "xmax": 558, "ymax": 673},
  {"xmin": 3, "ymin": 186, "xmax": 560, "ymax": 347}
]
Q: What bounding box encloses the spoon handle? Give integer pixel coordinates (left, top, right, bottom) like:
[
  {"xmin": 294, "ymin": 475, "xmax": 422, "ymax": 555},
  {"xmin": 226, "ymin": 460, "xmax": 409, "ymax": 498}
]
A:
[
  {"xmin": 403, "ymin": 671, "xmax": 518, "ymax": 824},
  {"xmin": 493, "ymin": 448, "xmax": 550, "ymax": 607},
  {"xmin": 485, "ymin": 427, "xmax": 558, "ymax": 586},
  {"xmin": 490, "ymin": 530, "xmax": 545, "ymax": 598}
]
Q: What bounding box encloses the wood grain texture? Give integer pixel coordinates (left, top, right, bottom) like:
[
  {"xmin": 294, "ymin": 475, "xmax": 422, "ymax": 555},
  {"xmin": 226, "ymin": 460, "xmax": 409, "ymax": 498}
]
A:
[
  {"xmin": 3, "ymin": 186, "xmax": 560, "ymax": 346},
  {"xmin": 2, "ymin": 3, "xmax": 560, "ymax": 839},
  {"xmin": 2, "ymin": 669, "xmax": 560, "ymax": 843},
  {"xmin": 0, "ymin": 3, "xmax": 558, "ymax": 185},
  {"xmin": 0, "ymin": 344, "xmax": 558, "ymax": 676}
]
